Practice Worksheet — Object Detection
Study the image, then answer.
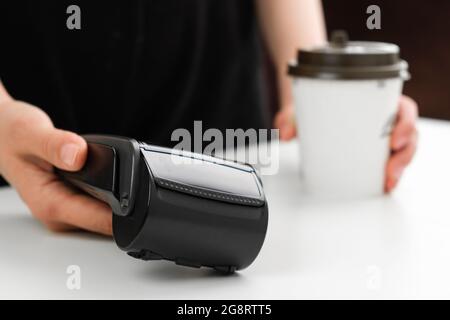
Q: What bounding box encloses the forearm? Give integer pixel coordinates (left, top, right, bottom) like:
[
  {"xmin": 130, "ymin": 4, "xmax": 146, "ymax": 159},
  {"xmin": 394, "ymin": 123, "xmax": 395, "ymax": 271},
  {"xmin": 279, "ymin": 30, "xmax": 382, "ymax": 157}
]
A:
[{"xmin": 256, "ymin": 0, "xmax": 327, "ymax": 108}]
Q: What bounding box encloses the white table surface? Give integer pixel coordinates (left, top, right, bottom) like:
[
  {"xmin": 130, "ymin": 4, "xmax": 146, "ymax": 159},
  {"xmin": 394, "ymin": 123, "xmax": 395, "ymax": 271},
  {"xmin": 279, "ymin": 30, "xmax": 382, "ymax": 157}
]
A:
[{"xmin": 1, "ymin": 118, "xmax": 450, "ymax": 299}]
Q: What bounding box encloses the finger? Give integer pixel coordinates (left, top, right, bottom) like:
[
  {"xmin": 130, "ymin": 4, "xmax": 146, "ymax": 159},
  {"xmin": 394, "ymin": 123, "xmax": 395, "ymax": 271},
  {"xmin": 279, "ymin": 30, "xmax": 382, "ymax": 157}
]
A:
[
  {"xmin": 280, "ymin": 124, "xmax": 296, "ymax": 141},
  {"xmin": 385, "ymin": 135, "xmax": 417, "ymax": 192},
  {"xmin": 39, "ymin": 181, "xmax": 112, "ymax": 235},
  {"xmin": 391, "ymin": 96, "xmax": 418, "ymax": 151},
  {"xmin": 43, "ymin": 179, "xmax": 113, "ymax": 235},
  {"xmin": 52, "ymin": 192, "xmax": 113, "ymax": 235},
  {"xmin": 10, "ymin": 158, "xmax": 112, "ymax": 235},
  {"xmin": 15, "ymin": 125, "xmax": 87, "ymax": 171},
  {"xmin": 274, "ymin": 108, "xmax": 297, "ymax": 141}
]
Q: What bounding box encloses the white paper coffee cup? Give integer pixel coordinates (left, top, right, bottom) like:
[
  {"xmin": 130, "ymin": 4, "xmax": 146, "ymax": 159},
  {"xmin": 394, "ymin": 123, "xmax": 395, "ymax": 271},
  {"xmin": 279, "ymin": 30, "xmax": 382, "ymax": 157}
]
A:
[{"xmin": 288, "ymin": 31, "xmax": 410, "ymax": 199}]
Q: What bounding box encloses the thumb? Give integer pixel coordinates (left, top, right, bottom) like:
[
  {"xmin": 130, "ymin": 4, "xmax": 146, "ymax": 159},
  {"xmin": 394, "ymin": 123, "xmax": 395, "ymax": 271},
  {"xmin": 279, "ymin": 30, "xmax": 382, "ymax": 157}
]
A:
[{"xmin": 28, "ymin": 128, "xmax": 87, "ymax": 171}]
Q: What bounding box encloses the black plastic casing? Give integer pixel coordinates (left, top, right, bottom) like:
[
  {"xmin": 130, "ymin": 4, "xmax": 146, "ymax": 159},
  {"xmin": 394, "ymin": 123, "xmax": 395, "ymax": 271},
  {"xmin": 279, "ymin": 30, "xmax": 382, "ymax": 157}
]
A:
[{"xmin": 58, "ymin": 135, "xmax": 268, "ymax": 273}]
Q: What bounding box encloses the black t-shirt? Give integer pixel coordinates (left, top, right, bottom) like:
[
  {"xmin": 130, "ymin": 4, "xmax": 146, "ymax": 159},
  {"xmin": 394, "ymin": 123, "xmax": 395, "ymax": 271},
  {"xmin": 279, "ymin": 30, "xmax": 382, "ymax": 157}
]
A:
[{"xmin": 0, "ymin": 0, "xmax": 269, "ymax": 186}]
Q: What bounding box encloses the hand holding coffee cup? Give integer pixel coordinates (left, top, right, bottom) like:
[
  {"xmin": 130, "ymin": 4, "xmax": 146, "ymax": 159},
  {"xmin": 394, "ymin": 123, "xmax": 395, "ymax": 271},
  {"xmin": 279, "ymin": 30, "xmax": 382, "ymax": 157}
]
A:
[
  {"xmin": 287, "ymin": 30, "xmax": 416, "ymax": 199},
  {"xmin": 385, "ymin": 95, "xmax": 418, "ymax": 192}
]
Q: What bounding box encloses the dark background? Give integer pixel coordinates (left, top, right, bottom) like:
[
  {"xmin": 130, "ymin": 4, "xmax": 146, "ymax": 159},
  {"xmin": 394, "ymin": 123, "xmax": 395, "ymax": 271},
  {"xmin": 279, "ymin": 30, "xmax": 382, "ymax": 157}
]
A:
[{"xmin": 322, "ymin": 0, "xmax": 450, "ymax": 120}]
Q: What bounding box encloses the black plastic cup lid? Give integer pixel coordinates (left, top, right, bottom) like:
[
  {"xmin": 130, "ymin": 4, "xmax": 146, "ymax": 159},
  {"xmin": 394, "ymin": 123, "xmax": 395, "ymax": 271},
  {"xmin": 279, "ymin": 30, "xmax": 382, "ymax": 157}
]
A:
[{"xmin": 288, "ymin": 30, "xmax": 410, "ymax": 80}]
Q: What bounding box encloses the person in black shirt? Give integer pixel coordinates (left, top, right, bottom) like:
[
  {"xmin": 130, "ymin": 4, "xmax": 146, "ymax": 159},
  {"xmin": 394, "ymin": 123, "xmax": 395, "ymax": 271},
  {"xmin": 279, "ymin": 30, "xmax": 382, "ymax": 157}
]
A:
[{"xmin": 0, "ymin": 0, "xmax": 418, "ymax": 235}]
